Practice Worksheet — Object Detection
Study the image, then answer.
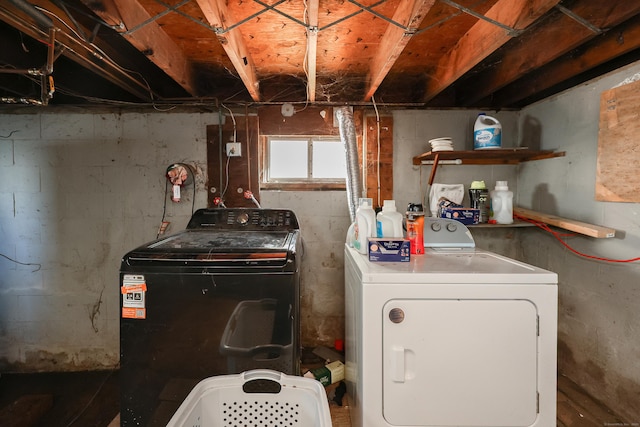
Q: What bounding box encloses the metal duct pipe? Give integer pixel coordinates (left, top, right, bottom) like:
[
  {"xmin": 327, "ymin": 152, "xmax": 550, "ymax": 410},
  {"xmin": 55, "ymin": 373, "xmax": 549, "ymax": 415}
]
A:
[
  {"xmin": 8, "ymin": 0, "xmax": 53, "ymax": 30},
  {"xmin": 336, "ymin": 107, "xmax": 362, "ymax": 223}
]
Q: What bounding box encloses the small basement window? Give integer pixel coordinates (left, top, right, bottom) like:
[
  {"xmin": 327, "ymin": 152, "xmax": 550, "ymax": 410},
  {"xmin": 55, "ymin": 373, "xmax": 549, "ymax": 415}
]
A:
[{"xmin": 261, "ymin": 136, "xmax": 347, "ymax": 190}]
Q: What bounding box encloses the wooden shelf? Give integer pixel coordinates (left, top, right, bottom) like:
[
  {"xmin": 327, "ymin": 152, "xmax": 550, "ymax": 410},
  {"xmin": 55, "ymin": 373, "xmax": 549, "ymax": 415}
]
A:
[
  {"xmin": 414, "ymin": 149, "xmax": 566, "ymax": 186},
  {"xmin": 412, "ymin": 148, "xmax": 566, "ymax": 166},
  {"xmin": 514, "ymin": 207, "xmax": 616, "ymax": 238}
]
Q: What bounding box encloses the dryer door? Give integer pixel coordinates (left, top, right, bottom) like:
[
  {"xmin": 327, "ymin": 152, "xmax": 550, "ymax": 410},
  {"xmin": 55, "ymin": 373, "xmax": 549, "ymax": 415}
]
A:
[{"xmin": 383, "ymin": 299, "xmax": 538, "ymax": 427}]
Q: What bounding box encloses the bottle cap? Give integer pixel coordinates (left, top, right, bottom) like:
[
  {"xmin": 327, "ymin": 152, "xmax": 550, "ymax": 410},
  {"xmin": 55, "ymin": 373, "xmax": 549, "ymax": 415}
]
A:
[
  {"xmin": 470, "ymin": 180, "xmax": 486, "ymax": 189},
  {"xmin": 382, "ymin": 200, "xmax": 396, "ymax": 211},
  {"xmin": 407, "ymin": 203, "xmax": 423, "ymax": 212},
  {"xmin": 495, "ymin": 181, "xmax": 509, "ymax": 191},
  {"xmin": 358, "ymin": 197, "xmax": 373, "ymax": 207}
]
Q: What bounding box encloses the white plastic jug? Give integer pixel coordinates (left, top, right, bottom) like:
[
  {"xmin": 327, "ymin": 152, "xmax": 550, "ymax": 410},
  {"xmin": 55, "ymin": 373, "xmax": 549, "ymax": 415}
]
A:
[
  {"xmin": 376, "ymin": 200, "xmax": 404, "ymax": 238},
  {"xmin": 474, "ymin": 113, "xmax": 502, "ymax": 149},
  {"xmin": 490, "ymin": 181, "xmax": 513, "ymax": 224},
  {"xmin": 353, "ymin": 198, "xmax": 376, "ymax": 253}
]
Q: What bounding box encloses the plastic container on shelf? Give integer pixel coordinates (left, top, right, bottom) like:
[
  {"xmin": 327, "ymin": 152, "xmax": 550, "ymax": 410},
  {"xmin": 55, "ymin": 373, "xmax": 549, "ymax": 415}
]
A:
[
  {"xmin": 353, "ymin": 198, "xmax": 376, "ymax": 254},
  {"xmin": 474, "ymin": 113, "xmax": 502, "ymax": 150},
  {"xmin": 406, "ymin": 203, "xmax": 425, "ymax": 255},
  {"xmin": 469, "ymin": 180, "xmax": 490, "ymax": 223},
  {"xmin": 490, "ymin": 181, "xmax": 514, "ymax": 224},
  {"xmin": 376, "ymin": 200, "xmax": 404, "ymax": 238},
  {"xmin": 166, "ymin": 369, "xmax": 332, "ymax": 427}
]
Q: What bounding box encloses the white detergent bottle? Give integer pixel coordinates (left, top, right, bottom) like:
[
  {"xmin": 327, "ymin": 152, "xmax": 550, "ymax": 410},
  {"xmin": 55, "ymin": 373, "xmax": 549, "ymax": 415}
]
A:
[
  {"xmin": 474, "ymin": 113, "xmax": 502, "ymax": 149},
  {"xmin": 353, "ymin": 198, "xmax": 376, "ymax": 254},
  {"xmin": 376, "ymin": 200, "xmax": 404, "ymax": 238},
  {"xmin": 490, "ymin": 181, "xmax": 514, "ymax": 224}
]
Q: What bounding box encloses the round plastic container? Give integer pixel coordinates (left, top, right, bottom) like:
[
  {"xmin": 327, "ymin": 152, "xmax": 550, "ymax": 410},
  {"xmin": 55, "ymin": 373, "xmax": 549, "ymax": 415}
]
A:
[
  {"xmin": 353, "ymin": 198, "xmax": 376, "ymax": 254},
  {"xmin": 490, "ymin": 181, "xmax": 513, "ymax": 224},
  {"xmin": 469, "ymin": 180, "xmax": 490, "ymax": 223},
  {"xmin": 474, "ymin": 113, "xmax": 502, "ymax": 149},
  {"xmin": 376, "ymin": 200, "xmax": 404, "ymax": 238}
]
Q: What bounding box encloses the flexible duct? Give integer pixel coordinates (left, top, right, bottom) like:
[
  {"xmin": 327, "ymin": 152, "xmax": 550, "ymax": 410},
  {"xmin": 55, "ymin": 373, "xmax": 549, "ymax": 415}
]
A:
[{"xmin": 336, "ymin": 107, "xmax": 362, "ymax": 223}]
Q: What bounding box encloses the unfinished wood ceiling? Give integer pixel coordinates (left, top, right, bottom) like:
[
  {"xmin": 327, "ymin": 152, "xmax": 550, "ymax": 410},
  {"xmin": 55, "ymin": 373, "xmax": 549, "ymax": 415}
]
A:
[{"xmin": 1, "ymin": 0, "xmax": 639, "ymax": 107}]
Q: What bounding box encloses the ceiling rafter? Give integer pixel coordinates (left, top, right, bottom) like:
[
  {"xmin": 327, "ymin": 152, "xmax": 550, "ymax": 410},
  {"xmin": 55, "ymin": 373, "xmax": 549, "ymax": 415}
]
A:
[
  {"xmin": 422, "ymin": 0, "xmax": 561, "ymax": 103},
  {"xmin": 364, "ymin": 0, "xmax": 435, "ymax": 101},
  {"xmin": 460, "ymin": 3, "xmax": 640, "ymax": 106},
  {"xmin": 306, "ymin": 0, "xmax": 319, "ymax": 102},
  {"xmin": 82, "ymin": 0, "xmax": 197, "ymax": 97},
  {"xmin": 196, "ymin": 0, "xmax": 260, "ymax": 102},
  {"xmin": 491, "ymin": 14, "xmax": 640, "ymax": 107},
  {"xmin": 0, "ymin": 1, "xmax": 156, "ymax": 101}
]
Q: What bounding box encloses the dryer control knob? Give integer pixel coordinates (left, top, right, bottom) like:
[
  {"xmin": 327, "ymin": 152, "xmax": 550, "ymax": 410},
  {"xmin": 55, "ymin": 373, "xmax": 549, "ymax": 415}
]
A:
[
  {"xmin": 446, "ymin": 222, "xmax": 458, "ymax": 232},
  {"xmin": 430, "ymin": 222, "xmax": 441, "ymax": 232}
]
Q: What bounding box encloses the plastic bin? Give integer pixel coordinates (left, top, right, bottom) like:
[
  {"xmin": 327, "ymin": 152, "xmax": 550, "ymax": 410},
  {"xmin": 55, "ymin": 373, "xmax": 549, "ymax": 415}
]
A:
[
  {"xmin": 166, "ymin": 369, "xmax": 333, "ymax": 427},
  {"xmin": 220, "ymin": 299, "xmax": 293, "ymax": 373}
]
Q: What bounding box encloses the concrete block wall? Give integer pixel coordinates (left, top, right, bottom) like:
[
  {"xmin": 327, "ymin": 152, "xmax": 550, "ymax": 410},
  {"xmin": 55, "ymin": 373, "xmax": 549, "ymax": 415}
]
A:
[
  {"xmin": 260, "ymin": 191, "xmax": 351, "ymax": 348},
  {"xmin": 516, "ymin": 61, "xmax": 640, "ymax": 422},
  {"xmin": 0, "ymin": 111, "xmax": 213, "ymax": 371}
]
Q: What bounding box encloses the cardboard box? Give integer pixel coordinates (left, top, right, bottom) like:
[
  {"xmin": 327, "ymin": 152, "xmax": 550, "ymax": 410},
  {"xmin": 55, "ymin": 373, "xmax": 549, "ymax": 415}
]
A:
[
  {"xmin": 368, "ymin": 238, "xmax": 410, "ymax": 262},
  {"xmin": 440, "ymin": 207, "xmax": 479, "ymax": 225},
  {"xmin": 304, "ymin": 361, "xmax": 345, "ymax": 386}
]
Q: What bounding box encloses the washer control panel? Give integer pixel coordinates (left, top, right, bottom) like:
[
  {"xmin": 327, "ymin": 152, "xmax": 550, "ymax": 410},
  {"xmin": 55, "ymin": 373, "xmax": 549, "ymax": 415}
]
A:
[{"xmin": 186, "ymin": 208, "xmax": 299, "ymax": 230}]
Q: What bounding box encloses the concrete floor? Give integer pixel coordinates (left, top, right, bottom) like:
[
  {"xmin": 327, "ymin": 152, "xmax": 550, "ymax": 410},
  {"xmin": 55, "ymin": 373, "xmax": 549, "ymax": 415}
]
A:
[{"xmin": 0, "ymin": 370, "xmax": 628, "ymax": 426}]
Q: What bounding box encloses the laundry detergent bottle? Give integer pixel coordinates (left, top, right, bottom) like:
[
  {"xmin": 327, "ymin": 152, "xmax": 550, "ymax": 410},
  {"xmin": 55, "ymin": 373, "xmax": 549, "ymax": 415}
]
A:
[
  {"xmin": 376, "ymin": 200, "xmax": 404, "ymax": 238},
  {"xmin": 353, "ymin": 198, "xmax": 376, "ymax": 254},
  {"xmin": 490, "ymin": 181, "xmax": 513, "ymax": 224}
]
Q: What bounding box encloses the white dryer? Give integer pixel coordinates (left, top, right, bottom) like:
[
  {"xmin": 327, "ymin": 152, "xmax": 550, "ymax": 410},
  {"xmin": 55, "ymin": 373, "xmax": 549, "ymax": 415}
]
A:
[{"xmin": 344, "ymin": 218, "xmax": 557, "ymax": 427}]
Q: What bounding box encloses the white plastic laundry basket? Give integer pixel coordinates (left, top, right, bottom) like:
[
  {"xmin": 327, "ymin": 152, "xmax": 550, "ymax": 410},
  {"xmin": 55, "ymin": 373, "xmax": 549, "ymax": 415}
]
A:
[{"xmin": 166, "ymin": 369, "xmax": 332, "ymax": 427}]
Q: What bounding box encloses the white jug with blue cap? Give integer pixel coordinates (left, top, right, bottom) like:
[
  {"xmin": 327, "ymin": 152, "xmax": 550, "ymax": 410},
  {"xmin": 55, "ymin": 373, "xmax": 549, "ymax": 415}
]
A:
[{"xmin": 474, "ymin": 113, "xmax": 502, "ymax": 149}]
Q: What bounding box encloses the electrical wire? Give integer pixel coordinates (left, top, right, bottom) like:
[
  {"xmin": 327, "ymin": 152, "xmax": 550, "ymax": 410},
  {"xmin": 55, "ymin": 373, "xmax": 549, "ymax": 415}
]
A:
[
  {"xmin": 221, "ymin": 103, "xmax": 237, "ymax": 144},
  {"xmin": 30, "ymin": 5, "xmax": 161, "ymax": 105},
  {"xmin": 157, "ymin": 178, "xmax": 170, "ymax": 239},
  {"xmin": 515, "ymin": 214, "xmax": 640, "ymax": 263},
  {"xmin": 221, "ymin": 154, "xmax": 231, "ymax": 200},
  {"xmin": 220, "ymin": 104, "xmax": 237, "ymax": 203},
  {"xmin": 0, "ymin": 253, "xmax": 41, "ymax": 272}
]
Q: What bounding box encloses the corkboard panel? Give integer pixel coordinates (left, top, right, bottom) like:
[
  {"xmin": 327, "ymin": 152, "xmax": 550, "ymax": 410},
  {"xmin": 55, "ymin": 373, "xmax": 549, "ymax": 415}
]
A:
[{"xmin": 596, "ymin": 78, "xmax": 640, "ymax": 202}]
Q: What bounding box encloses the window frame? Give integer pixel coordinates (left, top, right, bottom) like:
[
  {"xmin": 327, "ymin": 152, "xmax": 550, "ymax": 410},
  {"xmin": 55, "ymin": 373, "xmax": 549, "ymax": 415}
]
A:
[{"xmin": 260, "ymin": 135, "xmax": 347, "ymax": 191}]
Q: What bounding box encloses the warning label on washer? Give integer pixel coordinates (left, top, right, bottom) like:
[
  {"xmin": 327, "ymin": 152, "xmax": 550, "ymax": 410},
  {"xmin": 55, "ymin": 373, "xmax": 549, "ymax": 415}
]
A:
[{"xmin": 121, "ymin": 274, "xmax": 147, "ymax": 319}]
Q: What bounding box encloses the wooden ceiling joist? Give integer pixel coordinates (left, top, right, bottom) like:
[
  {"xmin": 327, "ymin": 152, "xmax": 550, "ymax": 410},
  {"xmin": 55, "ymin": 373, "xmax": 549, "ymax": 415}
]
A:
[
  {"xmin": 306, "ymin": 0, "xmax": 319, "ymax": 103},
  {"xmin": 196, "ymin": 0, "xmax": 260, "ymax": 102},
  {"xmin": 364, "ymin": 0, "xmax": 435, "ymax": 101},
  {"xmin": 460, "ymin": 2, "xmax": 640, "ymax": 106},
  {"xmin": 0, "ymin": 1, "xmax": 156, "ymax": 101},
  {"xmin": 83, "ymin": 0, "xmax": 197, "ymax": 97},
  {"xmin": 491, "ymin": 14, "xmax": 640, "ymax": 107},
  {"xmin": 422, "ymin": 0, "xmax": 560, "ymax": 102}
]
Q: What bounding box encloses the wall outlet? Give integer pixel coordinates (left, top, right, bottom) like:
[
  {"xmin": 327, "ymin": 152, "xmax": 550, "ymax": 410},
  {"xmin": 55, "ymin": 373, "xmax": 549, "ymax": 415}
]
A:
[{"xmin": 226, "ymin": 142, "xmax": 242, "ymax": 157}]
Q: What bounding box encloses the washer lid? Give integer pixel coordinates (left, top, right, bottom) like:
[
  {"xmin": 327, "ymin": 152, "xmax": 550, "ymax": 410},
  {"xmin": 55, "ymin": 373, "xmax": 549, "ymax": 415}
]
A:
[{"xmin": 148, "ymin": 230, "xmax": 292, "ymax": 251}]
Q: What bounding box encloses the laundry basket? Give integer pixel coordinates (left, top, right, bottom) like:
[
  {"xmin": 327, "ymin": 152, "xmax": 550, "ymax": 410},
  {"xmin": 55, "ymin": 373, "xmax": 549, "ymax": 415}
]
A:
[
  {"xmin": 220, "ymin": 299, "xmax": 294, "ymax": 373},
  {"xmin": 166, "ymin": 369, "xmax": 332, "ymax": 427}
]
